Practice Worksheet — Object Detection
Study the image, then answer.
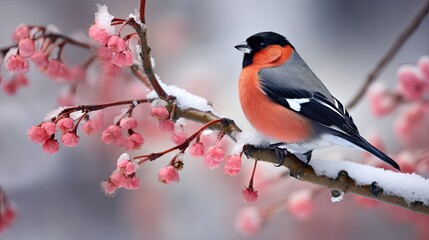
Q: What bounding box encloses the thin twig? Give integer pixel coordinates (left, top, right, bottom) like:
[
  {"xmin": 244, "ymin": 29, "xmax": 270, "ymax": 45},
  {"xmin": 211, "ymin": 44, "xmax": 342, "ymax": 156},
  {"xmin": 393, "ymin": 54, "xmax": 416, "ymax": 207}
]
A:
[{"xmin": 346, "ymin": 1, "xmax": 429, "ymax": 109}]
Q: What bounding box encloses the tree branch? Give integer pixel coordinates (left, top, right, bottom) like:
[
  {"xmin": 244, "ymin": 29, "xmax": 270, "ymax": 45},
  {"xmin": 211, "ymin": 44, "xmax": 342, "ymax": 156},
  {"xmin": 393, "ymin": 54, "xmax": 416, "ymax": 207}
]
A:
[{"xmin": 346, "ymin": 0, "xmax": 429, "ymax": 109}]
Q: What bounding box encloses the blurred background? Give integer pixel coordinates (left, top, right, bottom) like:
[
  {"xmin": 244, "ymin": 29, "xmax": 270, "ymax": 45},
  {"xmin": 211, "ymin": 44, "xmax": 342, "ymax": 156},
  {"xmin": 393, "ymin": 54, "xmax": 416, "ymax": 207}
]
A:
[{"xmin": 0, "ymin": 0, "xmax": 428, "ymax": 239}]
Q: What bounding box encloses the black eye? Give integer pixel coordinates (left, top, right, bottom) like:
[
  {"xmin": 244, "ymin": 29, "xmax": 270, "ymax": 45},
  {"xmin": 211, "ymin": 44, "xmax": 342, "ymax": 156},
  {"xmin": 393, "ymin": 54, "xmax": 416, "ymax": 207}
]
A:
[{"xmin": 260, "ymin": 42, "xmax": 267, "ymax": 47}]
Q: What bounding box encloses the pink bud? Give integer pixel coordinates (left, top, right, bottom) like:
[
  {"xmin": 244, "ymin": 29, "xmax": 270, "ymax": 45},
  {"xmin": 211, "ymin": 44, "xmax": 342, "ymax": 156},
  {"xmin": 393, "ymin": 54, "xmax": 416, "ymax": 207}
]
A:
[
  {"xmin": 189, "ymin": 142, "xmax": 205, "ymax": 157},
  {"xmin": 27, "ymin": 126, "xmax": 49, "ymax": 143},
  {"xmin": 88, "ymin": 24, "xmax": 110, "ymax": 45},
  {"xmin": 151, "ymin": 107, "xmax": 170, "ymax": 120},
  {"xmin": 367, "ymin": 83, "xmax": 398, "ymax": 117},
  {"xmin": 82, "ymin": 120, "xmax": 100, "ymax": 136},
  {"xmin": 46, "ymin": 60, "xmax": 69, "ymax": 80},
  {"xmin": 125, "ymin": 162, "xmax": 138, "ymax": 175},
  {"xmin": 287, "ymin": 190, "xmax": 314, "ymax": 221},
  {"xmin": 224, "ymin": 155, "xmax": 242, "ymax": 176},
  {"xmin": 13, "ymin": 74, "xmax": 29, "ymax": 87},
  {"xmin": 68, "ymin": 66, "xmax": 85, "ymax": 83},
  {"xmin": 111, "ymin": 51, "xmax": 132, "ymax": 67},
  {"xmin": 397, "ymin": 65, "xmax": 426, "ymax": 101},
  {"xmin": 110, "ymin": 172, "xmax": 128, "ymax": 188},
  {"xmin": 158, "ymin": 166, "xmax": 180, "ymax": 184},
  {"xmin": 61, "ymin": 132, "xmax": 79, "ymax": 147},
  {"xmin": 0, "ymin": 205, "xmax": 16, "ymax": 232},
  {"xmin": 124, "ymin": 132, "xmax": 144, "ymax": 150},
  {"xmin": 395, "ymin": 104, "xmax": 426, "ymax": 142},
  {"xmin": 171, "ymin": 131, "xmax": 188, "ymax": 145},
  {"xmin": 97, "ymin": 47, "xmax": 114, "ymax": 62},
  {"xmin": 101, "ymin": 62, "xmax": 121, "ymax": 76},
  {"xmin": 2, "ymin": 79, "xmax": 18, "ymax": 95},
  {"xmin": 12, "ymin": 24, "xmax": 30, "ymax": 42},
  {"xmin": 101, "ymin": 125, "xmax": 122, "ymax": 144},
  {"xmin": 42, "ymin": 121, "xmax": 57, "ymax": 135},
  {"xmin": 119, "ymin": 117, "xmax": 138, "ymax": 130},
  {"xmin": 159, "ymin": 119, "xmax": 175, "ymax": 132},
  {"xmin": 42, "ymin": 139, "xmax": 60, "ymax": 154},
  {"xmin": 124, "ymin": 176, "xmax": 140, "ymax": 190},
  {"xmin": 234, "ymin": 207, "xmax": 262, "ymax": 236},
  {"xmin": 6, "ymin": 55, "xmax": 29, "ymax": 73},
  {"xmin": 241, "ymin": 187, "xmax": 258, "ymax": 202},
  {"xmin": 107, "ymin": 35, "xmax": 127, "ymax": 52},
  {"xmin": 116, "ymin": 153, "xmax": 130, "ymax": 168},
  {"xmin": 31, "ymin": 51, "xmax": 49, "ymax": 70},
  {"xmin": 18, "ymin": 38, "xmax": 35, "ymax": 58},
  {"xmin": 204, "ymin": 146, "xmax": 225, "ymax": 169},
  {"xmin": 57, "ymin": 117, "xmax": 74, "ymax": 133}
]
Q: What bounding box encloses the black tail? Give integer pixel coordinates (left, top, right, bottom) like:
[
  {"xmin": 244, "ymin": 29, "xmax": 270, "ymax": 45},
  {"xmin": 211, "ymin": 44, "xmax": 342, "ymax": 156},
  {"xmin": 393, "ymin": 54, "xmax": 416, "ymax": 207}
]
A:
[{"xmin": 331, "ymin": 132, "xmax": 401, "ymax": 170}]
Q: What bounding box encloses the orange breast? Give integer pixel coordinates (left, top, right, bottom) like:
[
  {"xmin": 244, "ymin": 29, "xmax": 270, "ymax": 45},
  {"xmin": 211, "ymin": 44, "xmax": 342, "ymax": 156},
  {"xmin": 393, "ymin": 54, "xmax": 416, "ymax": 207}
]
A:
[{"xmin": 238, "ymin": 46, "xmax": 312, "ymax": 143}]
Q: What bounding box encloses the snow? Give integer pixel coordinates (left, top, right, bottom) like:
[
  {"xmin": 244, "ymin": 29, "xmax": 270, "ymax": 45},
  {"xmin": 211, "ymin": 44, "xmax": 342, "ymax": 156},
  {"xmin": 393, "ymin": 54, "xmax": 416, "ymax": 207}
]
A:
[
  {"xmin": 232, "ymin": 129, "xmax": 271, "ymax": 155},
  {"xmin": 95, "ymin": 4, "xmax": 115, "ymax": 35},
  {"xmin": 43, "ymin": 106, "xmax": 66, "ymax": 121},
  {"xmin": 147, "ymin": 81, "xmax": 212, "ymax": 112},
  {"xmin": 310, "ymin": 159, "xmax": 429, "ymax": 205}
]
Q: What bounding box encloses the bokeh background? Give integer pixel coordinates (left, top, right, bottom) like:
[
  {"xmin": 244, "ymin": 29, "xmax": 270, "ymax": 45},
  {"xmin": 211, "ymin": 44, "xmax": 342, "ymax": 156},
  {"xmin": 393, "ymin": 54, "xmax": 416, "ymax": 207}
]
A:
[{"xmin": 0, "ymin": 0, "xmax": 428, "ymax": 239}]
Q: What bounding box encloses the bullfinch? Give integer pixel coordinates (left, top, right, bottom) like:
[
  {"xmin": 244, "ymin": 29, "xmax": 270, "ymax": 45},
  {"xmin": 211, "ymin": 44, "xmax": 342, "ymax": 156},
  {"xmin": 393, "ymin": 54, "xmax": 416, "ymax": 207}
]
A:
[{"xmin": 235, "ymin": 31, "xmax": 400, "ymax": 170}]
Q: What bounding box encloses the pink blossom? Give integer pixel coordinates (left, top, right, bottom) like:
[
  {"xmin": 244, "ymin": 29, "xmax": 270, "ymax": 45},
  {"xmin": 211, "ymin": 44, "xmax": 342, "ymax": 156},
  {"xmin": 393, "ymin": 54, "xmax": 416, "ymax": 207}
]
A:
[
  {"xmin": 107, "ymin": 35, "xmax": 127, "ymax": 52},
  {"xmin": 158, "ymin": 166, "xmax": 180, "ymax": 184},
  {"xmin": 2, "ymin": 80, "xmax": 18, "ymax": 95},
  {"xmin": 124, "ymin": 176, "xmax": 140, "ymax": 190},
  {"xmin": 151, "ymin": 107, "xmax": 170, "ymax": 120},
  {"xmin": 41, "ymin": 121, "xmax": 56, "ymax": 135},
  {"xmin": 189, "ymin": 142, "xmax": 205, "ymax": 157},
  {"xmin": 242, "ymin": 187, "xmax": 258, "ymax": 202},
  {"xmin": 97, "ymin": 47, "xmax": 114, "ymax": 62},
  {"xmin": 57, "ymin": 117, "xmax": 74, "ymax": 133},
  {"xmin": 61, "ymin": 132, "xmax": 79, "ymax": 147},
  {"xmin": 124, "ymin": 132, "xmax": 144, "ymax": 150},
  {"xmin": 110, "ymin": 172, "xmax": 128, "ymax": 188},
  {"xmin": 204, "ymin": 146, "xmax": 225, "ymax": 169},
  {"xmin": 6, "ymin": 55, "xmax": 29, "ymax": 73},
  {"xmin": 224, "ymin": 155, "xmax": 242, "ymax": 176},
  {"xmin": 159, "ymin": 119, "xmax": 175, "ymax": 132},
  {"xmin": 27, "ymin": 126, "xmax": 49, "ymax": 143},
  {"xmin": 101, "ymin": 125, "xmax": 122, "ymax": 144},
  {"xmin": 18, "ymin": 38, "xmax": 35, "ymax": 58},
  {"xmin": 119, "ymin": 117, "xmax": 138, "ymax": 130},
  {"xmin": 367, "ymin": 83, "xmax": 399, "ymax": 117},
  {"xmin": 116, "ymin": 153, "xmax": 130, "ymax": 168},
  {"xmin": 111, "ymin": 50, "xmax": 133, "ymax": 67},
  {"xmin": 81, "ymin": 119, "xmax": 101, "ymax": 136},
  {"xmin": 125, "ymin": 162, "xmax": 138, "ymax": 175},
  {"xmin": 287, "ymin": 190, "xmax": 314, "ymax": 221},
  {"xmin": 418, "ymin": 55, "xmax": 429, "ymax": 80},
  {"xmin": 101, "ymin": 181, "xmax": 117, "ymax": 196},
  {"xmin": 234, "ymin": 207, "xmax": 262, "ymax": 236},
  {"xmin": 42, "ymin": 139, "xmax": 60, "ymax": 154},
  {"xmin": 171, "ymin": 131, "xmax": 188, "ymax": 145},
  {"xmin": 31, "ymin": 51, "xmax": 49, "ymax": 70},
  {"xmin": 46, "ymin": 60, "xmax": 69, "ymax": 80},
  {"xmin": 397, "ymin": 65, "xmax": 426, "ymax": 101},
  {"xmin": 88, "ymin": 24, "xmax": 110, "ymax": 45},
  {"xmin": 12, "ymin": 24, "xmax": 30, "ymax": 42},
  {"xmin": 395, "ymin": 104, "xmax": 426, "ymax": 141}
]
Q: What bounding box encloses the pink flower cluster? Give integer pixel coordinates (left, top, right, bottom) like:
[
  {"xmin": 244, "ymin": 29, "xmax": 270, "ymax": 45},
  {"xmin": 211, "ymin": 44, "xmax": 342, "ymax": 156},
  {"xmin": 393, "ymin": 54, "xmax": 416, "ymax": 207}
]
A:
[
  {"xmin": 89, "ymin": 24, "xmax": 133, "ymax": 76},
  {"xmin": 27, "ymin": 117, "xmax": 81, "ymax": 153},
  {"xmin": 150, "ymin": 105, "xmax": 176, "ymax": 132},
  {"xmin": 101, "ymin": 117, "xmax": 144, "ymax": 151},
  {"xmin": 368, "ymin": 56, "xmax": 429, "ymax": 117},
  {"xmin": 101, "ymin": 153, "xmax": 140, "ymax": 195},
  {"xmin": 158, "ymin": 165, "xmax": 180, "ymax": 184},
  {"xmin": 1, "ymin": 24, "xmax": 86, "ymax": 95}
]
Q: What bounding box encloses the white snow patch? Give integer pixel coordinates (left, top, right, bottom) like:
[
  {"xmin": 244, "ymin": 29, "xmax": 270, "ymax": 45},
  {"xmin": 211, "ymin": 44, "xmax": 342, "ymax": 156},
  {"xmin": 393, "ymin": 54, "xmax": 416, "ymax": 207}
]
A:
[
  {"xmin": 232, "ymin": 129, "xmax": 271, "ymax": 155},
  {"xmin": 95, "ymin": 4, "xmax": 115, "ymax": 35},
  {"xmin": 43, "ymin": 106, "xmax": 66, "ymax": 121},
  {"xmin": 310, "ymin": 159, "xmax": 429, "ymax": 205},
  {"xmin": 146, "ymin": 81, "xmax": 212, "ymax": 112},
  {"xmin": 70, "ymin": 110, "xmax": 85, "ymax": 120},
  {"xmin": 117, "ymin": 153, "xmax": 130, "ymax": 164}
]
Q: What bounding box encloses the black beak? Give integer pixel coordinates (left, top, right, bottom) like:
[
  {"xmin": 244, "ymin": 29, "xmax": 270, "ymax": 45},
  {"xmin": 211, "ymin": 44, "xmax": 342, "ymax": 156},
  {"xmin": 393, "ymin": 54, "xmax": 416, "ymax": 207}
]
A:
[{"xmin": 234, "ymin": 41, "xmax": 251, "ymax": 54}]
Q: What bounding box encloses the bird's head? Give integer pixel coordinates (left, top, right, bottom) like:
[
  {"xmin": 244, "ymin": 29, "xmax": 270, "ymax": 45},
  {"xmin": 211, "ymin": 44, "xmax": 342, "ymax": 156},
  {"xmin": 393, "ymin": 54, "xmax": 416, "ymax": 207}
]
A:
[{"xmin": 235, "ymin": 32, "xmax": 294, "ymax": 67}]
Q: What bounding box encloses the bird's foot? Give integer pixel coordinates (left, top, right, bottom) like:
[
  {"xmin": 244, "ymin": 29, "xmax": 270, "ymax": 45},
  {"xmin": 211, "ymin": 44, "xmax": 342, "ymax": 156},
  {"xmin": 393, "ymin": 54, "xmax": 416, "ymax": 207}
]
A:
[{"xmin": 268, "ymin": 143, "xmax": 287, "ymax": 167}]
